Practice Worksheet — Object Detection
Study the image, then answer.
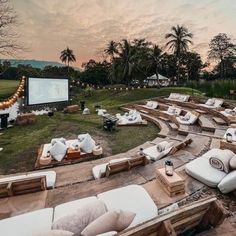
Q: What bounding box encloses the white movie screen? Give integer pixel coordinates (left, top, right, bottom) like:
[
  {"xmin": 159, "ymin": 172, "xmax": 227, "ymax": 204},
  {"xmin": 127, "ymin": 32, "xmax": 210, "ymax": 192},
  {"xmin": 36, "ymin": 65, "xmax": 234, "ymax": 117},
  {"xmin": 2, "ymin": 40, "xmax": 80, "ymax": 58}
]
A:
[{"xmin": 28, "ymin": 77, "xmax": 69, "ymax": 105}]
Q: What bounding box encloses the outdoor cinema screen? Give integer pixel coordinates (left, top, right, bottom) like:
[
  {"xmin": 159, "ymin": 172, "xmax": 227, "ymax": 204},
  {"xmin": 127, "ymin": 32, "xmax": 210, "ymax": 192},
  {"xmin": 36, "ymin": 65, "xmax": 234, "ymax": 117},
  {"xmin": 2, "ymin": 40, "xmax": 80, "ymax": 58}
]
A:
[{"xmin": 27, "ymin": 77, "xmax": 69, "ymax": 105}]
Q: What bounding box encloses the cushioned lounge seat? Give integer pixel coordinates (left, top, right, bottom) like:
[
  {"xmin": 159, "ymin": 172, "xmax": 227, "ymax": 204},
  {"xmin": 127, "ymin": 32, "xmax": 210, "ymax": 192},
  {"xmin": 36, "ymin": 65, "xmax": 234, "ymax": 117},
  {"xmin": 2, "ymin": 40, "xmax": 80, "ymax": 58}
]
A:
[
  {"xmin": 223, "ymin": 128, "xmax": 236, "ymax": 142},
  {"xmin": 97, "ymin": 185, "xmax": 158, "ymax": 227},
  {"xmin": 0, "ymin": 208, "xmax": 53, "ymax": 236},
  {"xmin": 166, "ymin": 93, "xmax": 190, "ymax": 102},
  {"xmin": 163, "ymin": 106, "xmax": 182, "ymax": 116},
  {"xmin": 117, "ymin": 110, "xmax": 144, "ymax": 125},
  {"xmin": 199, "ymin": 98, "xmax": 224, "ymax": 109},
  {"xmin": 0, "ymin": 170, "xmax": 57, "ymax": 189},
  {"xmin": 141, "ymin": 101, "xmax": 159, "ymax": 110},
  {"xmin": 176, "ymin": 112, "xmax": 198, "ymax": 125}
]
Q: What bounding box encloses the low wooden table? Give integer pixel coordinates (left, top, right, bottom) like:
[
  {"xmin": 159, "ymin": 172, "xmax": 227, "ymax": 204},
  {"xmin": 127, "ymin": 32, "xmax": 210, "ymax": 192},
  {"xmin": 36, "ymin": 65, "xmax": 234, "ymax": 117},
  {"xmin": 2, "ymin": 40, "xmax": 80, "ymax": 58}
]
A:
[
  {"xmin": 156, "ymin": 168, "xmax": 185, "ymax": 197},
  {"xmin": 220, "ymin": 140, "xmax": 236, "ymax": 153},
  {"xmin": 66, "ymin": 148, "xmax": 81, "ymax": 159}
]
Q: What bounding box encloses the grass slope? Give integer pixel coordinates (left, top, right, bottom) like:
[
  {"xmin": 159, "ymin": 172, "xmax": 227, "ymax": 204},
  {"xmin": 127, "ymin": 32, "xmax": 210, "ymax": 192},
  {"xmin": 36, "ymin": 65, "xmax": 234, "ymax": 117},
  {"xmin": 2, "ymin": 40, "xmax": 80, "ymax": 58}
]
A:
[{"xmin": 0, "ymin": 80, "xmax": 19, "ymax": 100}]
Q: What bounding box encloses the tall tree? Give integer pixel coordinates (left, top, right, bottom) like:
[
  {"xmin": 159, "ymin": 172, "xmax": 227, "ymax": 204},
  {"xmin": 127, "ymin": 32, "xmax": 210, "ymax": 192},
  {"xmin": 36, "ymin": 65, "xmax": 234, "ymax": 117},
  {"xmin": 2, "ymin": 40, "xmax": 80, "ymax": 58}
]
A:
[
  {"xmin": 60, "ymin": 47, "xmax": 76, "ymax": 74},
  {"xmin": 0, "ymin": 0, "xmax": 22, "ymax": 55},
  {"xmin": 165, "ymin": 25, "xmax": 193, "ymax": 82},
  {"xmin": 208, "ymin": 33, "xmax": 236, "ymax": 79}
]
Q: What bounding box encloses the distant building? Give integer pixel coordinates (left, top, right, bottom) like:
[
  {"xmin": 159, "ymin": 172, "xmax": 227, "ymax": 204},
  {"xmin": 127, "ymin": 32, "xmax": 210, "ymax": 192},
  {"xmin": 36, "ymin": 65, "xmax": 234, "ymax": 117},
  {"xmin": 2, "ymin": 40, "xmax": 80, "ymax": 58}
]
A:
[{"xmin": 146, "ymin": 74, "xmax": 170, "ymax": 87}]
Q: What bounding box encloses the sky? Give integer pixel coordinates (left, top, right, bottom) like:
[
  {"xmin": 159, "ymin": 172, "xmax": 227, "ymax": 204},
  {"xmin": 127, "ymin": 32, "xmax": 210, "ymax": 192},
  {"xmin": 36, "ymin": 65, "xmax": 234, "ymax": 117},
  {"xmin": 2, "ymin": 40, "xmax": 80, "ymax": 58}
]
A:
[{"xmin": 7, "ymin": 0, "xmax": 236, "ymax": 67}]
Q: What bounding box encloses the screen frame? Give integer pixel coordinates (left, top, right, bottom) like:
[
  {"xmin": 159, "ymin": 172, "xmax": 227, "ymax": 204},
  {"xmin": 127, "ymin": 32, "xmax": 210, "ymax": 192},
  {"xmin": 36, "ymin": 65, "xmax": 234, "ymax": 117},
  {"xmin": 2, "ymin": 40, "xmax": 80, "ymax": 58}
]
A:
[{"xmin": 26, "ymin": 77, "xmax": 69, "ymax": 106}]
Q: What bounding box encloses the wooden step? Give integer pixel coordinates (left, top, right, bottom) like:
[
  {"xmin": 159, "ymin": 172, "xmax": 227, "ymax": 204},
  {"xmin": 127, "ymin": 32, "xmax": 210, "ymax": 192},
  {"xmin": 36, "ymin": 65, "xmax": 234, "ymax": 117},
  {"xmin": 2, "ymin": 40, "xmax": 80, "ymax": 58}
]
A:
[{"xmin": 212, "ymin": 117, "xmax": 227, "ymax": 125}]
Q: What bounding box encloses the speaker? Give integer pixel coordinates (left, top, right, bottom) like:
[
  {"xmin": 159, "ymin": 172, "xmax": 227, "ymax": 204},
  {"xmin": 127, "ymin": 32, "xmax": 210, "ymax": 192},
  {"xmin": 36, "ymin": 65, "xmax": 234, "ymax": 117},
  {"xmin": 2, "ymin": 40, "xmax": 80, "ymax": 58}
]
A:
[
  {"xmin": 0, "ymin": 113, "xmax": 9, "ymax": 128},
  {"xmin": 48, "ymin": 111, "xmax": 54, "ymax": 117}
]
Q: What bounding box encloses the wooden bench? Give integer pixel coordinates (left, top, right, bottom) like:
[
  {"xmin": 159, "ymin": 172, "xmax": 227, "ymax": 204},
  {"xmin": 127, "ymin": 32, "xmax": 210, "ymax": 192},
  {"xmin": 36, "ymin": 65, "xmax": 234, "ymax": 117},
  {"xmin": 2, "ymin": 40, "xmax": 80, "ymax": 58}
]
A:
[
  {"xmin": 119, "ymin": 197, "xmax": 227, "ymax": 236},
  {"xmin": 105, "ymin": 155, "xmax": 149, "ymax": 177},
  {"xmin": 0, "ymin": 176, "xmax": 46, "ymax": 198},
  {"xmin": 170, "ymin": 138, "xmax": 193, "ymax": 155},
  {"xmin": 198, "ymin": 115, "xmax": 216, "ymax": 132}
]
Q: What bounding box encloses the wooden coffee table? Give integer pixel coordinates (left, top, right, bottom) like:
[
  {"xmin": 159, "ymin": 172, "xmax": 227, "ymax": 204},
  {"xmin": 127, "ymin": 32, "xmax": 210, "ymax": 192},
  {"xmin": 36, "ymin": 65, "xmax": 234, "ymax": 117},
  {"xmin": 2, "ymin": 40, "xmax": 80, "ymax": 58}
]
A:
[
  {"xmin": 66, "ymin": 148, "xmax": 81, "ymax": 159},
  {"xmin": 156, "ymin": 168, "xmax": 185, "ymax": 197}
]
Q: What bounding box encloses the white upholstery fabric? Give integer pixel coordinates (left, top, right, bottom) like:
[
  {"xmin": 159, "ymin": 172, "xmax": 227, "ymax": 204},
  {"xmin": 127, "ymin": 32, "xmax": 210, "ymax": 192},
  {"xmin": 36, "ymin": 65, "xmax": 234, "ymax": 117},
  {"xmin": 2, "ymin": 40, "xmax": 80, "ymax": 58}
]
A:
[
  {"xmin": 0, "ymin": 208, "xmax": 53, "ymax": 236},
  {"xmin": 97, "ymin": 185, "xmax": 158, "ymax": 227},
  {"xmin": 117, "ymin": 110, "xmax": 143, "ymax": 125},
  {"xmin": 142, "ymin": 101, "xmax": 158, "ymax": 110},
  {"xmin": 223, "ymin": 128, "xmax": 236, "ymax": 142},
  {"xmin": 51, "ymin": 138, "xmax": 66, "ymax": 146},
  {"xmin": 167, "ymin": 93, "xmax": 190, "ymax": 102},
  {"xmin": 42, "ymin": 144, "xmax": 53, "ymax": 158},
  {"xmin": 199, "ymin": 98, "xmax": 224, "ymax": 109},
  {"xmin": 164, "ymin": 106, "xmax": 181, "ymax": 116},
  {"xmin": 50, "ymin": 141, "xmax": 68, "ymax": 162},
  {"xmin": 92, "ymin": 158, "xmax": 130, "ymax": 179},
  {"xmin": 218, "ymin": 170, "xmax": 236, "ymax": 193},
  {"xmin": 185, "ymin": 157, "xmax": 227, "ymax": 187},
  {"xmin": 97, "ymin": 109, "xmax": 107, "ymax": 116},
  {"xmin": 176, "ymin": 112, "xmax": 198, "ymax": 125},
  {"xmin": 0, "ymin": 171, "xmax": 57, "ymax": 188},
  {"xmin": 97, "ymin": 231, "xmax": 117, "ymax": 236},
  {"xmin": 143, "ymin": 141, "xmax": 173, "ymax": 161},
  {"xmin": 53, "ymin": 197, "xmax": 98, "ymax": 222},
  {"xmin": 79, "ymin": 134, "xmax": 96, "ymax": 153}
]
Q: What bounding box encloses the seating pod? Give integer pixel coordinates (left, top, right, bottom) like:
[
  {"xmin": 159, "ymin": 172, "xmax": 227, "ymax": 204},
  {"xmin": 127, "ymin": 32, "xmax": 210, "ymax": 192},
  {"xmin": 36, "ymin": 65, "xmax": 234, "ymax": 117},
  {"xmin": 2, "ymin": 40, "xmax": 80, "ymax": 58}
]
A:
[
  {"xmin": 199, "ymin": 98, "xmax": 224, "ymax": 109},
  {"xmin": 97, "ymin": 185, "xmax": 158, "ymax": 227},
  {"xmin": 117, "ymin": 110, "xmax": 145, "ymax": 125},
  {"xmin": 141, "ymin": 101, "xmax": 159, "ymax": 110},
  {"xmin": 0, "ymin": 170, "xmax": 57, "ymax": 189},
  {"xmin": 176, "ymin": 111, "xmax": 199, "ymax": 125},
  {"xmin": 143, "ymin": 141, "xmax": 173, "ymax": 161},
  {"xmin": 185, "ymin": 148, "xmax": 236, "ymax": 193},
  {"xmin": 0, "ymin": 208, "xmax": 53, "ymax": 236},
  {"xmin": 223, "ymin": 128, "xmax": 236, "ymax": 142},
  {"xmin": 166, "ymin": 93, "xmax": 190, "ymax": 102},
  {"xmin": 163, "ymin": 106, "xmax": 182, "ymax": 116}
]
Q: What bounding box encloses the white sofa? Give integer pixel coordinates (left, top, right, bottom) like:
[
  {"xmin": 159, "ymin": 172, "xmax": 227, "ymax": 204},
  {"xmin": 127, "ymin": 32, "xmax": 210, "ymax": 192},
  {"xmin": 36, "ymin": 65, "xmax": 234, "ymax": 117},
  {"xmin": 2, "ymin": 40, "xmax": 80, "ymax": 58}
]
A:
[
  {"xmin": 185, "ymin": 149, "xmax": 236, "ymax": 193},
  {"xmin": 143, "ymin": 141, "xmax": 174, "ymax": 161},
  {"xmin": 176, "ymin": 111, "xmax": 198, "ymax": 125},
  {"xmin": 220, "ymin": 107, "xmax": 236, "ymax": 117},
  {"xmin": 116, "ymin": 110, "xmax": 145, "ymax": 125},
  {"xmin": 166, "ymin": 93, "xmax": 190, "ymax": 102},
  {"xmin": 141, "ymin": 101, "xmax": 159, "ymax": 110},
  {"xmin": 0, "ymin": 171, "xmax": 57, "ymax": 189},
  {"xmin": 199, "ymin": 98, "xmax": 224, "ymax": 109},
  {"xmin": 0, "ymin": 185, "xmax": 158, "ymax": 236},
  {"xmin": 163, "ymin": 106, "xmax": 182, "ymax": 116},
  {"xmin": 223, "ymin": 128, "xmax": 236, "ymax": 142}
]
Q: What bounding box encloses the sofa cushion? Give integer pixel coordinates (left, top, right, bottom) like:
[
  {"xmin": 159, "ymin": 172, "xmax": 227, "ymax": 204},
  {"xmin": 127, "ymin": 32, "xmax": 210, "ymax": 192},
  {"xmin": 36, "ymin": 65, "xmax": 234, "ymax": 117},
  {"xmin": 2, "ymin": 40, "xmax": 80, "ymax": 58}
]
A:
[
  {"xmin": 185, "ymin": 157, "xmax": 227, "ymax": 187},
  {"xmin": 0, "ymin": 208, "xmax": 53, "ymax": 236},
  {"xmin": 205, "ymin": 98, "xmax": 215, "ymax": 106},
  {"xmin": 52, "ymin": 200, "xmax": 107, "ymax": 235},
  {"xmin": 230, "ymin": 155, "xmax": 236, "ymax": 170},
  {"xmin": 34, "ymin": 230, "xmax": 74, "ymax": 236},
  {"xmin": 50, "ymin": 141, "xmax": 67, "ymax": 162},
  {"xmin": 81, "ymin": 210, "xmax": 135, "ymax": 236},
  {"xmin": 97, "ymin": 185, "xmax": 158, "ymax": 227},
  {"xmin": 97, "ymin": 232, "xmax": 117, "ymax": 236},
  {"xmin": 218, "ymin": 170, "xmax": 236, "ymax": 193},
  {"xmin": 79, "ymin": 134, "xmax": 96, "ymax": 153},
  {"xmin": 156, "ymin": 141, "xmax": 169, "ymax": 152},
  {"xmin": 51, "ymin": 138, "xmax": 66, "ymax": 146}
]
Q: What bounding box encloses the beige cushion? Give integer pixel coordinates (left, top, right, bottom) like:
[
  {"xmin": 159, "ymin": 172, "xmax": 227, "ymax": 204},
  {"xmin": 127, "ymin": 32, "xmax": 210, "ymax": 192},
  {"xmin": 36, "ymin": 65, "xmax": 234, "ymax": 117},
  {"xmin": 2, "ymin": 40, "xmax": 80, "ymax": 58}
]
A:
[
  {"xmin": 156, "ymin": 141, "xmax": 169, "ymax": 152},
  {"xmin": 230, "ymin": 155, "xmax": 236, "ymax": 170},
  {"xmin": 34, "ymin": 230, "xmax": 74, "ymax": 236},
  {"xmin": 51, "ymin": 138, "xmax": 66, "ymax": 146},
  {"xmin": 81, "ymin": 210, "xmax": 135, "ymax": 236},
  {"xmin": 52, "ymin": 200, "xmax": 107, "ymax": 235},
  {"xmin": 97, "ymin": 232, "xmax": 117, "ymax": 236}
]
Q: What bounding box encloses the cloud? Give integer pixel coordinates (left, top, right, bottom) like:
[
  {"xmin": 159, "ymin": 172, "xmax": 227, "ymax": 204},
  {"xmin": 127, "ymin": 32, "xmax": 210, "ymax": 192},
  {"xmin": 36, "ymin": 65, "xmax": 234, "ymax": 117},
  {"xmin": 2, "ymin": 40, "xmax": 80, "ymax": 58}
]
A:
[{"xmin": 5, "ymin": 0, "xmax": 235, "ymax": 66}]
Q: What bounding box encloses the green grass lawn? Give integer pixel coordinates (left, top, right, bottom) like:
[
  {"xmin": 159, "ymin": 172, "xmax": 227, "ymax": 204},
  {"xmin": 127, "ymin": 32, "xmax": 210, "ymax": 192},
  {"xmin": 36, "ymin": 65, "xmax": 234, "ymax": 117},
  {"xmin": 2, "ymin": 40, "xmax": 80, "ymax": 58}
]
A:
[
  {"xmin": 0, "ymin": 80, "xmax": 19, "ymax": 100},
  {"xmin": 0, "ymin": 84, "xmax": 202, "ymax": 175}
]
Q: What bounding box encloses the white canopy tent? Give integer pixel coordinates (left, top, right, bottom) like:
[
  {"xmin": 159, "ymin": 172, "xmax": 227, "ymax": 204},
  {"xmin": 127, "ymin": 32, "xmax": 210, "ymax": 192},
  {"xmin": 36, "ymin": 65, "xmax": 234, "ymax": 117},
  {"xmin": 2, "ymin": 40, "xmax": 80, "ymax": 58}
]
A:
[{"xmin": 146, "ymin": 74, "xmax": 170, "ymax": 87}]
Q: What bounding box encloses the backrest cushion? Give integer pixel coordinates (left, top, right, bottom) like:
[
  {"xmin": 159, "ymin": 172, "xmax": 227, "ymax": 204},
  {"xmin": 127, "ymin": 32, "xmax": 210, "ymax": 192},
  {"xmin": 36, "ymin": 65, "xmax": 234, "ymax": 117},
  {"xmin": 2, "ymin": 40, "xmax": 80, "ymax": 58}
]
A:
[
  {"xmin": 167, "ymin": 106, "xmax": 175, "ymax": 114},
  {"xmin": 81, "ymin": 210, "xmax": 135, "ymax": 236},
  {"xmin": 229, "ymin": 155, "xmax": 236, "ymax": 170},
  {"xmin": 51, "ymin": 138, "xmax": 66, "ymax": 146},
  {"xmin": 52, "ymin": 200, "xmax": 107, "ymax": 235},
  {"xmin": 50, "ymin": 141, "xmax": 67, "ymax": 162},
  {"xmin": 205, "ymin": 98, "xmax": 215, "ymax": 106},
  {"xmin": 156, "ymin": 141, "xmax": 169, "ymax": 152}
]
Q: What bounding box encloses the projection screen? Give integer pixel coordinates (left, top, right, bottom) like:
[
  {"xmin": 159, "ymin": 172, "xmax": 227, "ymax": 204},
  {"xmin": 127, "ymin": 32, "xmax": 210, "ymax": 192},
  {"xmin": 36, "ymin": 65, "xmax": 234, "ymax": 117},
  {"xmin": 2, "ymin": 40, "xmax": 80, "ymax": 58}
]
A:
[{"xmin": 27, "ymin": 77, "xmax": 69, "ymax": 105}]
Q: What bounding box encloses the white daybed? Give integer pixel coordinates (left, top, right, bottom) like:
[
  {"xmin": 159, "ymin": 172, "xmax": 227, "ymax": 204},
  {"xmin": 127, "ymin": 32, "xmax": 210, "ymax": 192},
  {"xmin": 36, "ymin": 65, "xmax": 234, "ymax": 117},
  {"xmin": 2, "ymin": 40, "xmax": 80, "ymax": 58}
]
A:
[
  {"xmin": 223, "ymin": 128, "xmax": 236, "ymax": 142},
  {"xmin": 141, "ymin": 101, "xmax": 159, "ymax": 110},
  {"xmin": 40, "ymin": 133, "xmax": 97, "ymax": 162},
  {"xmin": 143, "ymin": 141, "xmax": 174, "ymax": 161},
  {"xmin": 0, "ymin": 170, "xmax": 56, "ymax": 189},
  {"xmin": 166, "ymin": 93, "xmax": 190, "ymax": 102},
  {"xmin": 220, "ymin": 107, "xmax": 236, "ymax": 117},
  {"xmin": 185, "ymin": 149, "xmax": 236, "ymax": 193},
  {"xmin": 176, "ymin": 111, "xmax": 199, "ymax": 125},
  {"xmin": 116, "ymin": 110, "xmax": 146, "ymax": 125},
  {"xmin": 0, "ymin": 185, "xmax": 158, "ymax": 236},
  {"xmin": 162, "ymin": 106, "xmax": 182, "ymax": 116},
  {"xmin": 199, "ymin": 98, "xmax": 224, "ymax": 109}
]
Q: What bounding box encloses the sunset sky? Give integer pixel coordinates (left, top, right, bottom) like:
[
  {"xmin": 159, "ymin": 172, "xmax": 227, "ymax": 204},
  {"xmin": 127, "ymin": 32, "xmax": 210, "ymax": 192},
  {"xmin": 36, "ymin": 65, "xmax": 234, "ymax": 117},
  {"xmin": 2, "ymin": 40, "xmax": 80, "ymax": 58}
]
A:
[{"xmin": 8, "ymin": 0, "xmax": 236, "ymax": 67}]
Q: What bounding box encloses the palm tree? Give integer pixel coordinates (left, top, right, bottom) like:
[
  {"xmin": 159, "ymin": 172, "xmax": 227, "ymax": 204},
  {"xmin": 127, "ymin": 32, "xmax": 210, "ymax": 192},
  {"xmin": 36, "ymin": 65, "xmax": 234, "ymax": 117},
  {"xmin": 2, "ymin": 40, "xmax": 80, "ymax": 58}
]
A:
[
  {"xmin": 151, "ymin": 44, "xmax": 162, "ymax": 86},
  {"xmin": 60, "ymin": 47, "xmax": 76, "ymax": 73},
  {"xmin": 165, "ymin": 25, "xmax": 193, "ymax": 82},
  {"xmin": 104, "ymin": 41, "xmax": 118, "ymax": 84}
]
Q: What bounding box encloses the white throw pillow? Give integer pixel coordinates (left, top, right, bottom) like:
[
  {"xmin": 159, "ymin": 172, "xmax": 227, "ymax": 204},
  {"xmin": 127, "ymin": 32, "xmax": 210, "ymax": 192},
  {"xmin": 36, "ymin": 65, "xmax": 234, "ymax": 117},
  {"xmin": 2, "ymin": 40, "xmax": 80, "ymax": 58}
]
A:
[
  {"xmin": 79, "ymin": 134, "xmax": 96, "ymax": 153},
  {"xmin": 146, "ymin": 101, "xmax": 153, "ymax": 107},
  {"xmin": 167, "ymin": 106, "xmax": 175, "ymax": 114},
  {"xmin": 51, "ymin": 138, "xmax": 66, "ymax": 146},
  {"xmin": 156, "ymin": 141, "xmax": 169, "ymax": 152},
  {"xmin": 52, "ymin": 200, "xmax": 107, "ymax": 235},
  {"xmin": 184, "ymin": 112, "xmax": 191, "ymax": 121},
  {"xmin": 50, "ymin": 141, "xmax": 67, "ymax": 161},
  {"xmin": 206, "ymin": 98, "xmax": 215, "ymax": 106}
]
